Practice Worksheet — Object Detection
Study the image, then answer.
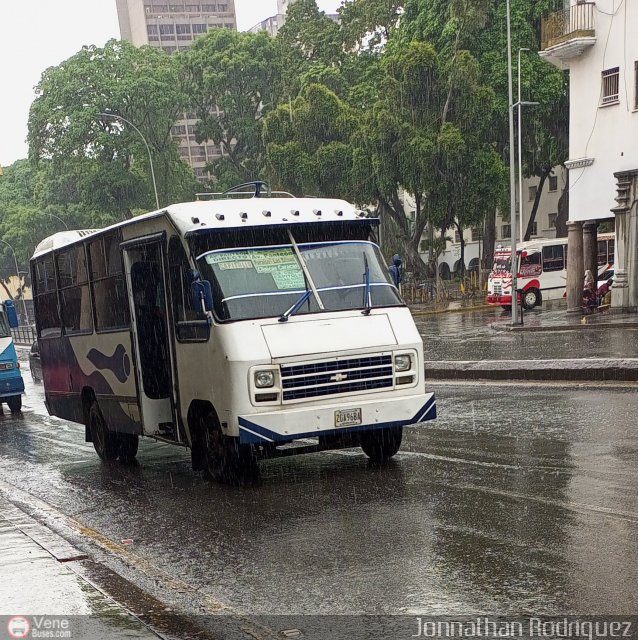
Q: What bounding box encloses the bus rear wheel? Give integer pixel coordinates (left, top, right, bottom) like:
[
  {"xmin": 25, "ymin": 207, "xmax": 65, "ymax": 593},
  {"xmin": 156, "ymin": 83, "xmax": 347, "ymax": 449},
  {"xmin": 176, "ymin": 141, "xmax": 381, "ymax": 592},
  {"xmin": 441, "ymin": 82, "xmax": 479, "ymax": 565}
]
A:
[
  {"xmin": 89, "ymin": 403, "xmax": 119, "ymax": 461},
  {"xmin": 118, "ymin": 433, "xmax": 139, "ymax": 464},
  {"xmin": 203, "ymin": 422, "xmax": 258, "ymax": 485},
  {"xmin": 6, "ymin": 396, "xmax": 22, "ymax": 414},
  {"xmin": 522, "ymin": 288, "xmax": 541, "ymax": 310},
  {"xmin": 360, "ymin": 426, "xmax": 403, "ymax": 461}
]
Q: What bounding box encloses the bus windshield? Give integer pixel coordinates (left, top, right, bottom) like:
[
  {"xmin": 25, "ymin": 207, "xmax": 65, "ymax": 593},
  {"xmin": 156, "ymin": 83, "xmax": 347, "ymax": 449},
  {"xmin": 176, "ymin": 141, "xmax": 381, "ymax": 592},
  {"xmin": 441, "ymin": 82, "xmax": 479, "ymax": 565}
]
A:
[
  {"xmin": 492, "ymin": 253, "xmax": 511, "ymax": 273},
  {"xmin": 0, "ymin": 312, "xmax": 11, "ymax": 338},
  {"xmin": 197, "ymin": 241, "xmax": 402, "ymax": 321}
]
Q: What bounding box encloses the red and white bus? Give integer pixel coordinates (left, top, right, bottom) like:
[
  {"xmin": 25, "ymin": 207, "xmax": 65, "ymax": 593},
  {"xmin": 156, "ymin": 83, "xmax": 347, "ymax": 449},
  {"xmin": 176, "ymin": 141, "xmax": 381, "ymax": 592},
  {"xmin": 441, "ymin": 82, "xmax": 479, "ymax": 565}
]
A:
[{"xmin": 487, "ymin": 233, "xmax": 614, "ymax": 310}]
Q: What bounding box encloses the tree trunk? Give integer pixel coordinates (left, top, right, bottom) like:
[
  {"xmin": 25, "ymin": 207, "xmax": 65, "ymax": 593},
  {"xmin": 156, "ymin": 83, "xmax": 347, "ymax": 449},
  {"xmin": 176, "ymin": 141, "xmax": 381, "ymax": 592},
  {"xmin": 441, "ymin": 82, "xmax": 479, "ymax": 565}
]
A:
[
  {"xmin": 482, "ymin": 206, "xmax": 496, "ymax": 269},
  {"xmin": 0, "ymin": 281, "xmax": 14, "ymax": 301},
  {"xmin": 555, "ymin": 168, "xmax": 569, "ymax": 238},
  {"xmin": 524, "ymin": 166, "xmax": 551, "ymax": 241}
]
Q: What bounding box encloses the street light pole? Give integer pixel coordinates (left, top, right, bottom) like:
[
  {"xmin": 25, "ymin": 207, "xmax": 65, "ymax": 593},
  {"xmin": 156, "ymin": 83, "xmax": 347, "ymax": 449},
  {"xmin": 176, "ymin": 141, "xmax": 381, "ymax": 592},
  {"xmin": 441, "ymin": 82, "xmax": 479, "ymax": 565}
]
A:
[
  {"xmin": 99, "ymin": 112, "xmax": 161, "ymax": 211},
  {"xmin": 506, "ymin": 0, "xmax": 519, "ymax": 326},
  {"xmin": 45, "ymin": 213, "xmax": 69, "ymax": 230},
  {"xmin": 518, "ymin": 47, "xmax": 530, "ymax": 244},
  {"xmin": 0, "ymin": 239, "xmax": 29, "ymax": 325}
]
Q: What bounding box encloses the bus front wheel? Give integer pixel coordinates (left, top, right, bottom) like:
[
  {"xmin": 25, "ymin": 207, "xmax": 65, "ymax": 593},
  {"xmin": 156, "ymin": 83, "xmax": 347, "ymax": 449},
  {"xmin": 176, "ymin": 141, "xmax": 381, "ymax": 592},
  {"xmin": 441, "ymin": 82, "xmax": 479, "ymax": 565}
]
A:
[
  {"xmin": 522, "ymin": 288, "xmax": 541, "ymax": 310},
  {"xmin": 89, "ymin": 403, "xmax": 119, "ymax": 461},
  {"xmin": 6, "ymin": 396, "xmax": 21, "ymax": 414},
  {"xmin": 203, "ymin": 423, "xmax": 258, "ymax": 485},
  {"xmin": 360, "ymin": 426, "xmax": 403, "ymax": 461}
]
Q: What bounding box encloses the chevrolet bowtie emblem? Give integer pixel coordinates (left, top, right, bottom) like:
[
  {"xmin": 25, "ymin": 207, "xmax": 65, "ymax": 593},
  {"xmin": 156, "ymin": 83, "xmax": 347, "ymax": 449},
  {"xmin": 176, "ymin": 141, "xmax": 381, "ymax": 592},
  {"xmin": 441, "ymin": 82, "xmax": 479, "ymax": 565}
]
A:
[{"xmin": 331, "ymin": 373, "xmax": 348, "ymax": 382}]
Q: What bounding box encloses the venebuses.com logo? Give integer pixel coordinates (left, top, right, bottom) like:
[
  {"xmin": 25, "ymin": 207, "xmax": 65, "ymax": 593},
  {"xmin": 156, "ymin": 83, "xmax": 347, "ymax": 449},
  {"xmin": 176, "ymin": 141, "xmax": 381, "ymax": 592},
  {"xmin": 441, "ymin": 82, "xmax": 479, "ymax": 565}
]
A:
[{"xmin": 7, "ymin": 616, "xmax": 30, "ymax": 639}]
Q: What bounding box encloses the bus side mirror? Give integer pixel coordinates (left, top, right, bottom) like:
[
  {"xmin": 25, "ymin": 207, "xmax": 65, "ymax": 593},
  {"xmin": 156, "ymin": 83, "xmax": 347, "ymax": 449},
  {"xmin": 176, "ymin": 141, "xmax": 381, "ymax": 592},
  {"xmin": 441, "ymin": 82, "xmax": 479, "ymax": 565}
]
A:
[
  {"xmin": 191, "ymin": 279, "xmax": 213, "ymax": 313},
  {"xmin": 3, "ymin": 300, "xmax": 18, "ymax": 328}
]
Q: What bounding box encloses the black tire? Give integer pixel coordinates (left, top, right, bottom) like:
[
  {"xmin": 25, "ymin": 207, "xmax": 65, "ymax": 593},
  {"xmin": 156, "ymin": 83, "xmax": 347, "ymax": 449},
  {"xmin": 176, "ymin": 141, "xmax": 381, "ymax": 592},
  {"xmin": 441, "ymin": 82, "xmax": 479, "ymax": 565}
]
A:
[
  {"xmin": 89, "ymin": 403, "xmax": 120, "ymax": 461},
  {"xmin": 202, "ymin": 417, "xmax": 258, "ymax": 485},
  {"xmin": 360, "ymin": 426, "xmax": 403, "ymax": 461},
  {"xmin": 118, "ymin": 433, "xmax": 139, "ymax": 464},
  {"xmin": 522, "ymin": 288, "xmax": 541, "ymax": 310},
  {"xmin": 7, "ymin": 395, "xmax": 21, "ymax": 414}
]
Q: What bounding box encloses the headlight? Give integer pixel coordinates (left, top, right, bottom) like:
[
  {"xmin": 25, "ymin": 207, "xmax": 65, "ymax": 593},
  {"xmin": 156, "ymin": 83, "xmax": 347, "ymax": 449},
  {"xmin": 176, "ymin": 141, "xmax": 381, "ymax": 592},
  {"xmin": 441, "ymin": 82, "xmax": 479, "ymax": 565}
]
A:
[
  {"xmin": 394, "ymin": 354, "xmax": 412, "ymax": 372},
  {"xmin": 254, "ymin": 370, "xmax": 275, "ymax": 388}
]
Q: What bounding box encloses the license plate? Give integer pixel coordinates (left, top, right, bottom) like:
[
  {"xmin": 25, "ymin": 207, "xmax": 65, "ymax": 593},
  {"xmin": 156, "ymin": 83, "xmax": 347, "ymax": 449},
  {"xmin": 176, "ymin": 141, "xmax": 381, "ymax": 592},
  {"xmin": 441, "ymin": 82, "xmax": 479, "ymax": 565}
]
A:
[{"xmin": 335, "ymin": 408, "xmax": 362, "ymax": 428}]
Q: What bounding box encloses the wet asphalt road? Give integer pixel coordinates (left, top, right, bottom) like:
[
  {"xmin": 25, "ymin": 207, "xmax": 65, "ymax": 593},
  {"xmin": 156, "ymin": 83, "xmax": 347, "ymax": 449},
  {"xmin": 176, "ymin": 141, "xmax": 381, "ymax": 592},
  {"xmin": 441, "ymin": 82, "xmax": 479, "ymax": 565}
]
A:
[
  {"xmin": 416, "ymin": 304, "xmax": 638, "ymax": 361},
  {"xmin": 1, "ymin": 366, "xmax": 637, "ymax": 618}
]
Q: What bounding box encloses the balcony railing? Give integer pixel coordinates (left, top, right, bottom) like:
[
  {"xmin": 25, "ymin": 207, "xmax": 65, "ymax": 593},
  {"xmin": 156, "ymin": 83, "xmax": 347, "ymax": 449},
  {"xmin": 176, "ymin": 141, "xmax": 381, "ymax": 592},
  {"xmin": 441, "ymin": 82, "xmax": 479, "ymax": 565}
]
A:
[{"xmin": 541, "ymin": 2, "xmax": 595, "ymax": 51}]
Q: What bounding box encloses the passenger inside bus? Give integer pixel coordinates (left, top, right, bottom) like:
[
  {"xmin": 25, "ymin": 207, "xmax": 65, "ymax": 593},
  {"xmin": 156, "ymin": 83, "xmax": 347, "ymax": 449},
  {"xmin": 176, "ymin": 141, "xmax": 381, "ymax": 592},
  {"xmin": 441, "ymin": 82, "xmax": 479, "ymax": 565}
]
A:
[{"xmin": 131, "ymin": 262, "xmax": 171, "ymax": 399}]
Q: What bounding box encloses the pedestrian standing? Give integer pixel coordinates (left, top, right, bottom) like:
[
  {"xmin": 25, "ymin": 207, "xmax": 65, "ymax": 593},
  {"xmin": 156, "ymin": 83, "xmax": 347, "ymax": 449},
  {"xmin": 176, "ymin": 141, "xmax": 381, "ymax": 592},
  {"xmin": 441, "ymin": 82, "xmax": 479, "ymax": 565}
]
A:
[{"xmin": 388, "ymin": 254, "xmax": 402, "ymax": 294}]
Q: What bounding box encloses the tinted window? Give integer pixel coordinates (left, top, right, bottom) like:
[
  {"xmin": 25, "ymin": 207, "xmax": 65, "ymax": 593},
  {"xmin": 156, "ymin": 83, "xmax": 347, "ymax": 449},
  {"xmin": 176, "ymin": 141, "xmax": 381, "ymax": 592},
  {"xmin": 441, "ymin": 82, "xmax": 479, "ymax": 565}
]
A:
[{"xmin": 542, "ymin": 245, "xmax": 565, "ymax": 272}]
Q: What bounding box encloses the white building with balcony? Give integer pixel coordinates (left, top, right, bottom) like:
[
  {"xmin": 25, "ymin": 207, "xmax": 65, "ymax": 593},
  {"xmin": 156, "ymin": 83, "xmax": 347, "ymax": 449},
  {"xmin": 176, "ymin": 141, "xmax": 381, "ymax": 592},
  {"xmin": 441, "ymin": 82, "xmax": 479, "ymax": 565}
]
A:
[{"xmin": 540, "ymin": 0, "xmax": 638, "ymax": 312}]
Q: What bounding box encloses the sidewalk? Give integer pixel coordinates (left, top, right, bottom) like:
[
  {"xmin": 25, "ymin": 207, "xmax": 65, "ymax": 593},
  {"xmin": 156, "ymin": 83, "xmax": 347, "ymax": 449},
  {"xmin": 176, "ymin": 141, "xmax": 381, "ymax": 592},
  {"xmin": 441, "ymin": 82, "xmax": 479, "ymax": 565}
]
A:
[
  {"xmin": 417, "ymin": 301, "xmax": 638, "ymax": 381},
  {"xmin": 0, "ymin": 495, "xmax": 161, "ymax": 638}
]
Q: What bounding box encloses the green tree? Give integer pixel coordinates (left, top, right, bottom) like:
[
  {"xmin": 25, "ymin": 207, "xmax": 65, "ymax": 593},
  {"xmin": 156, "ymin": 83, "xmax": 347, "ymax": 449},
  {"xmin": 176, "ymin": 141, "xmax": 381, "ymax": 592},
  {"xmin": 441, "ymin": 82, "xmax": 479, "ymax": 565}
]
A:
[
  {"xmin": 28, "ymin": 39, "xmax": 198, "ymax": 217},
  {"xmin": 183, "ymin": 29, "xmax": 283, "ymax": 190}
]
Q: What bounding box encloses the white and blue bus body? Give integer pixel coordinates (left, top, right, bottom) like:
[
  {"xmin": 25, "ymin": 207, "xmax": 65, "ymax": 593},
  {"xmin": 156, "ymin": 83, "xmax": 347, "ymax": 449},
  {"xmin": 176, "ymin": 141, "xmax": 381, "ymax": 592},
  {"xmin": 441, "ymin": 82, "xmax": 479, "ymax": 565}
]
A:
[{"xmin": 0, "ymin": 300, "xmax": 24, "ymax": 413}]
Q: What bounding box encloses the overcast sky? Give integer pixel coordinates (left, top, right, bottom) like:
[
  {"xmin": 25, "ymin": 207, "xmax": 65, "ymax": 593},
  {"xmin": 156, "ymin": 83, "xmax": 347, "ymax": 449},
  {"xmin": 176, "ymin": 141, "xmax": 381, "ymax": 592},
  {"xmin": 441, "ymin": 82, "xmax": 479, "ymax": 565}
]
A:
[{"xmin": 0, "ymin": 0, "xmax": 339, "ymax": 168}]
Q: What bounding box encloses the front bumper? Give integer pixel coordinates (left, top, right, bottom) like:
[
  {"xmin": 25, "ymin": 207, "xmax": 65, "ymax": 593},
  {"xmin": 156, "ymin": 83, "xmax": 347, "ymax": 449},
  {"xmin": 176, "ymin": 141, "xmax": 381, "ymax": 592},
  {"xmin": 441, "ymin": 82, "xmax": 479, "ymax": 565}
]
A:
[
  {"xmin": 238, "ymin": 392, "xmax": 436, "ymax": 444},
  {"xmin": 0, "ymin": 373, "xmax": 24, "ymax": 398},
  {"xmin": 487, "ymin": 293, "xmax": 516, "ymax": 306}
]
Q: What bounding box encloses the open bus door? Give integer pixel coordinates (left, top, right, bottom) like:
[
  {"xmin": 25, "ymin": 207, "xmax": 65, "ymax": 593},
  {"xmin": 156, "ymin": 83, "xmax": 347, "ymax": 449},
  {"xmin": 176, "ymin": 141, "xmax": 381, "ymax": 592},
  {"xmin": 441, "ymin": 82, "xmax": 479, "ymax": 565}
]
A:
[{"xmin": 122, "ymin": 235, "xmax": 180, "ymax": 441}]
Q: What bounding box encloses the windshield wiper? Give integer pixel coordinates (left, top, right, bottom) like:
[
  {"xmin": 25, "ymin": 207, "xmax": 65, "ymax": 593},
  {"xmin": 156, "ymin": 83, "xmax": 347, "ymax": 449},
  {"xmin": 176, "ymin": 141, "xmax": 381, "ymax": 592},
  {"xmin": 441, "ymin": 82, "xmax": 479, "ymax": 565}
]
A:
[
  {"xmin": 279, "ymin": 290, "xmax": 313, "ymax": 322},
  {"xmin": 287, "ymin": 230, "xmax": 324, "ymax": 310},
  {"xmin": 362, "ymin": 252, "xmax": 372, "ymax": 315}
]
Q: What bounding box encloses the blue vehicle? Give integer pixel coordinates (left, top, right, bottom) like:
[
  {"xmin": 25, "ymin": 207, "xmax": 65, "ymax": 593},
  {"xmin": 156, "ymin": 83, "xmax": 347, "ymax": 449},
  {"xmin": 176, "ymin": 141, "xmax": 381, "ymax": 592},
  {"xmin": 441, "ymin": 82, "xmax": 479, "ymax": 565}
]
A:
[{"xmin": 0, "ymin": 300, "xmax": 24, "ymax": 413}]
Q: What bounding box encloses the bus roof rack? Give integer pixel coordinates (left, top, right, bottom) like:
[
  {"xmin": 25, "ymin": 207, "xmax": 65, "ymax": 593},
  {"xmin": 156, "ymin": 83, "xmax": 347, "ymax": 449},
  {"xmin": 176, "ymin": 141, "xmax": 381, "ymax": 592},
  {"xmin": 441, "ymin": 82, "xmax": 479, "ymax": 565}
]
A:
[{"xmin": 196, "ymin": 181, "xmax": 295, "ymax": 201}]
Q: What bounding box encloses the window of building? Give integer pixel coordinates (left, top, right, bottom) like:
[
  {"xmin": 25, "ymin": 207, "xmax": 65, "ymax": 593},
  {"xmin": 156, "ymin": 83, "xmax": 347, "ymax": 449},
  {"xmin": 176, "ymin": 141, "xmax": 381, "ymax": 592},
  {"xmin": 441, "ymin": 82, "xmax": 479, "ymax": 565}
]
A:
[
  {"xmin": 501, "ymin": 224, "xmax": 512, "ymax": 239},
  {"xmin": 176, "ymin": 23, "xmax": 191, "ymax": 34},
  {"xmin": 201, "ymin": 3, "xmax": 217, "ymax": 9},
  {"xmin": 187, "ymin": 124, "xmax": 196, "ymax": 134},
  {"xmin": 542, "ymin": 244, "xmax": 565, "ymax": 272},
  {"xmin": 170, "ymin": 4, "xmax": 185, "ymax": 11},
  {"xmin": 528, "ymin": 185, "xmax": 538, "ymax": 201},
  {"xmin": 185, "ymin": 4, "xmax": 201, "ymax": 10},
  {"xmin": 159, "ymin": 23, "xmax": 175, "ymax": 35},
  {"xmin": 548, "ymin": 175, "xmax": 558, "ymax": 192},
  {"xmin": 548, "ymin": 213, "xmax": 557, "ymax": 229},
  {"xmin": 471, "ymin": 227, "xmax": 482, "ymax": 242},
  {"xmin": 192, "ymin": 23, "xmax": 207, "ymax": 33},
  {"xmin": 89, "ymin": 233, "xmax": 130, "ymax": 331},
  {"xmin": 163, "ymin": 46, "xmax": 177, "ymax": 54},
  {"xmin": 147, "ymin": 24, "xmax": 158, "ymax": 34},
  {"xmin": 218, "ymin": 3, "xmax": 228, "ymax": 11},
  {"xmin": 601, "ymin": 67, "xmax": 620, "ymax": 105},
  {"xmin": 454, "ymin": 230, "xmax": 461, "ymax": 243}
]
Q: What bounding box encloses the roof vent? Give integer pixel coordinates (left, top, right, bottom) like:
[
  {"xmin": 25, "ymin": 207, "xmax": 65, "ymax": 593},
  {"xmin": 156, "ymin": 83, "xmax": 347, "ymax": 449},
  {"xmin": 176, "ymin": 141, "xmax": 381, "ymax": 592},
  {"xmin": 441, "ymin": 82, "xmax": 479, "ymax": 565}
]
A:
[
  {"xmin": 240, "ymin": 212, "xmax": 248, "ymax": 221},
  {"xmin": 215, "ymin": 213, "xmax": 225, "ymax": 221},
  {"xmin": 191, "ymin": 216, "xmax": 200, "ymax": 224},
  {"xmin": 356, "ymin": 210, "xmax": 366, "ymax": 218},
  {"xmin": 335, "ymin": 210, "xmax": 343, "ymax": 217},
  {"xmin": 262, "ymin": 210, "xmax": 272, "ymax": 217},
  {"xmin": 313, "ymin": 209, "xmax": 322, "ymax": 216},
  {"xmin": 291, "ymin": 209, "xmax": 300, "ymax": 216}
]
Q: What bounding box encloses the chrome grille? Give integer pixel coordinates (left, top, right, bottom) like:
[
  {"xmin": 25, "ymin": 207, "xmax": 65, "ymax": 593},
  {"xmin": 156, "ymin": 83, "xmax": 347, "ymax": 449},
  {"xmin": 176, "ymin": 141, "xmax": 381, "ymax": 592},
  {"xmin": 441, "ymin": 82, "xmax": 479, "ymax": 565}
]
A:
[
  {"xmin": 493, "ymin": 283, "xmax": 502, "ymax": 295},
  {"xmin": 281, "ymin": 355, "xmax": 393, "ymax": 402}
]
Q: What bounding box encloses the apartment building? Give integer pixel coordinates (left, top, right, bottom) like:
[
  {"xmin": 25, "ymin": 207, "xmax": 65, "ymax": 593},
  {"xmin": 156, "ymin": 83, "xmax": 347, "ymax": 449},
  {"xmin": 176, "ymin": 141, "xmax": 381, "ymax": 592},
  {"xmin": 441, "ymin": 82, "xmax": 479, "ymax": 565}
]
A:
[
  {"xmin": 248, "ymin": 0, "xmax": 338, "ymax": 36},
  {"xmin": 540, "ymin": 0, "xmax": 638, "ymax": 311},
  {"xmin": 115, "ymin": 0, "xmax": 237, "ymax": 181}
]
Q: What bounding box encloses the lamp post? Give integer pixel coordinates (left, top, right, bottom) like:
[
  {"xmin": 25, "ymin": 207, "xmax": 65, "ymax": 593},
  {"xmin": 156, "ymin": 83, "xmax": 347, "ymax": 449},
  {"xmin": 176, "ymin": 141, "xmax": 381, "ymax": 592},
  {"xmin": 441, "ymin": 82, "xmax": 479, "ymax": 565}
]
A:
[
  {"xmin": 0, "ymin": 239, "xmax": 29, "ymax": 325},
  {"xmin": 506, "ymin": 0, "xmax": 519, "ymax": 326},
  {"xmin": 518, "ymin": 47, "xmax": 530, "ymax": 243},
  {"xmin": 99, "ymin": 112, "xmax": 160, "ymax": 210},
  {"xmin": 45, "ymin": 213, "xmax": 69, "ymax": 230}
]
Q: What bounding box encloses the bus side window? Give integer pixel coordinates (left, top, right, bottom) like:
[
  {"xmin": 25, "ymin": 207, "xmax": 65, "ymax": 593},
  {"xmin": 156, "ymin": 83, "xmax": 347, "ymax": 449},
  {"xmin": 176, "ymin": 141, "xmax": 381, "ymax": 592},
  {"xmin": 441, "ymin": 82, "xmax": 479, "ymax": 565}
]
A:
[
  {"xmin": 542, "ymin": 245, "xmax": 564, "ymax": 272},
  {"xmin": 597, "ymin": 240, "xmax": 608, "ymax": 266},
  {"xmin": 168, "ymin": 237, "xmax": 209, "ymax": 341},
  {"xmin": 34, "ymin": 256, "xmax": 61, "ymax": 338},
  {"xmin": 520, "ymin": 252, "xmax": 542, "ymax": 277}
]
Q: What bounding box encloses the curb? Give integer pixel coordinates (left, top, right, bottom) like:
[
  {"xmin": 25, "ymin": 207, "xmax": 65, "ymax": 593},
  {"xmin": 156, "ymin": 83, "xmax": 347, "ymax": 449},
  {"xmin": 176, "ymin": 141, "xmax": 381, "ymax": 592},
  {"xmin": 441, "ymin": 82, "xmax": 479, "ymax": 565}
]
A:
[
  {"xmin": 410, "ymin": 303, "xmax": 494, "ymax": 317},
  {"xmin": 424, "ymin": 358, "xmax": 638, "ymax": 382},
  {"xmin": 492, "ymin": 321, "xmax": 638, "ymax": 332}
]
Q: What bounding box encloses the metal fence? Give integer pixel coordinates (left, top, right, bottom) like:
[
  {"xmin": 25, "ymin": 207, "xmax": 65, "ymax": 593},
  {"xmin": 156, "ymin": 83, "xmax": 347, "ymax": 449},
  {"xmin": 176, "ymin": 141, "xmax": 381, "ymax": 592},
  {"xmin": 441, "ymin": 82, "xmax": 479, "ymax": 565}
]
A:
[
  {"xmin": 11, "ymin": 326, "xmax": 36, "ymax": 346},
  {"xmin": 541, "ymin": 2, "xmax": 595, "ymax": 50}
]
